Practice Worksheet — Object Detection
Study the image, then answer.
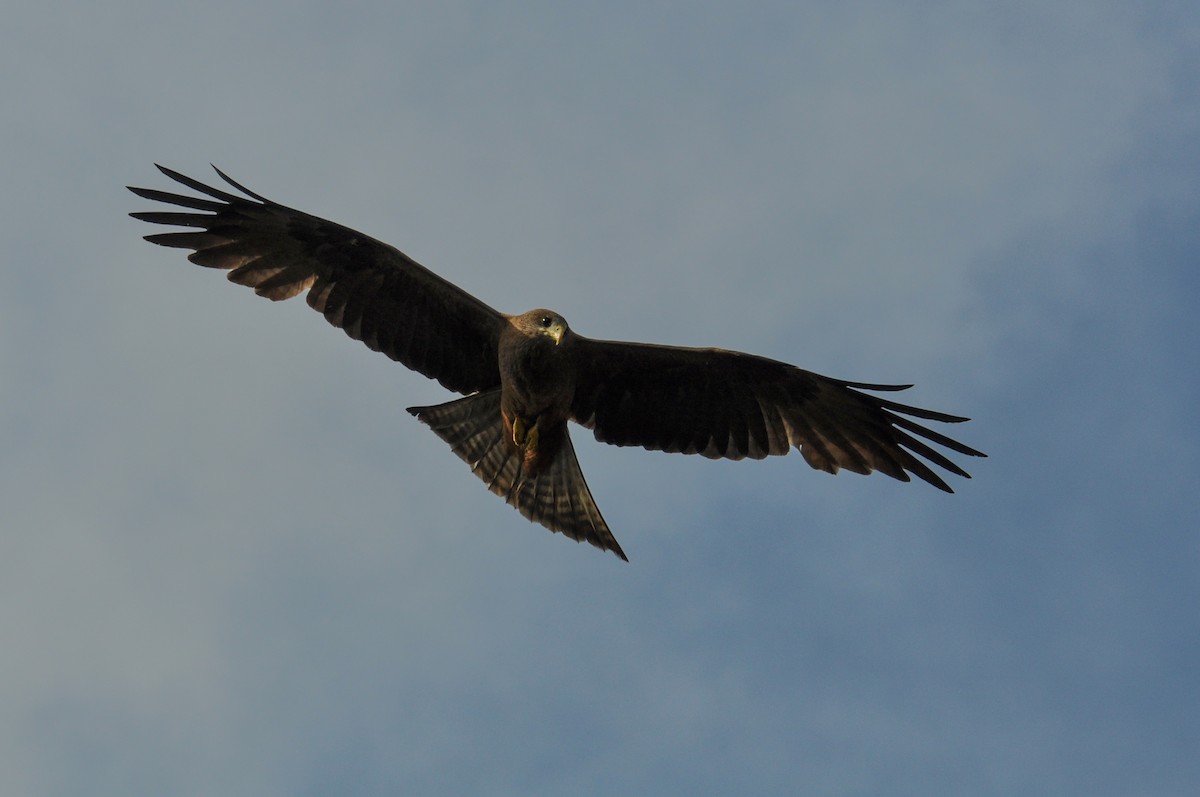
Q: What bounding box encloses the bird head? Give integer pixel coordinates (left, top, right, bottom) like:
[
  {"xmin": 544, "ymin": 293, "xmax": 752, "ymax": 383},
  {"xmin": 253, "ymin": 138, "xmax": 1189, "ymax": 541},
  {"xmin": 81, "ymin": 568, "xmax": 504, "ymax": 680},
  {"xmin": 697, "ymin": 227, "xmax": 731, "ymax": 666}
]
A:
[{"xmin": 519, "ymin": 309, "xmax": 568, "ymax": 346}]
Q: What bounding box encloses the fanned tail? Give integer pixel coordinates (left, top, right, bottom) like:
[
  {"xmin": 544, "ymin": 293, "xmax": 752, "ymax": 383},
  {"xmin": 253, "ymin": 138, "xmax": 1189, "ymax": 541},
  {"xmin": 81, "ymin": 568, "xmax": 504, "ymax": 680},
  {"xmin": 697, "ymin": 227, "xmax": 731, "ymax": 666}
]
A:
[{"xmin": 407, "ymin": 390, "xmax": 627, "ymax": 561}]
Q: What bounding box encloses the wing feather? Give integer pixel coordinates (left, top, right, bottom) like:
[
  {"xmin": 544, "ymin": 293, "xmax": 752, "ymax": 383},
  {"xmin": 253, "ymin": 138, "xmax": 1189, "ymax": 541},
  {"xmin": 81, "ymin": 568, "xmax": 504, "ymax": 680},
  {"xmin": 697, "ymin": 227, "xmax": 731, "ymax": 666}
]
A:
[
  {"xmin": 129, "ymin": 165, "xmax": 505, "ymax": 395},
  {"xmin": 570, "ymin": 337, "xmax": 984, "ymax": 492}
]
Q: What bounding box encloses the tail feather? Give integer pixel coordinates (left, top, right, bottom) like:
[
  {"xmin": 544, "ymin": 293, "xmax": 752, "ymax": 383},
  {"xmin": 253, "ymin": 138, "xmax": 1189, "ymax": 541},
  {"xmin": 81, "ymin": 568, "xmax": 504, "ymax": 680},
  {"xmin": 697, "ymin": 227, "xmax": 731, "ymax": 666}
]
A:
[{"xmin": 408, "ymin": 391, "xmax": 628, "ymax": 561}]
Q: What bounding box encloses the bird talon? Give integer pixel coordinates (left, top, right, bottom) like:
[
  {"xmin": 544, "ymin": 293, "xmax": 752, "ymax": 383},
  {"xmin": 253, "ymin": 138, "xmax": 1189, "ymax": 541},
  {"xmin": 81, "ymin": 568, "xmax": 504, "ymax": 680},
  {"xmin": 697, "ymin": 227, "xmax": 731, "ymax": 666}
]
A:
[{"xmin": 512, "ymin": 416, "xmax": 540, "ymax": 455}]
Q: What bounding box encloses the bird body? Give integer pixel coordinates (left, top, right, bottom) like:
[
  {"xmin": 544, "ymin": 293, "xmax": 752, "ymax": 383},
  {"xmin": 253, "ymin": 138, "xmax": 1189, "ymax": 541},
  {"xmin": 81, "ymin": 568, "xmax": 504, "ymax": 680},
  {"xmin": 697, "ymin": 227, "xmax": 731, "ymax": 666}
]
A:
[{"xmin": 498, "ymin": 311, "xmax": 576, "ymax": 476}]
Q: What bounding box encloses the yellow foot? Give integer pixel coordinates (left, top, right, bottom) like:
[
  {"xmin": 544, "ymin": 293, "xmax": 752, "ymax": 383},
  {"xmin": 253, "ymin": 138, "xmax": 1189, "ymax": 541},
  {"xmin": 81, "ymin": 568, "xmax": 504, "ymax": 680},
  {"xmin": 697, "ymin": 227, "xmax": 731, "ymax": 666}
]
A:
[{"xmin": 511, "ymin": 416, "xmax": 539, "ymax": 455}]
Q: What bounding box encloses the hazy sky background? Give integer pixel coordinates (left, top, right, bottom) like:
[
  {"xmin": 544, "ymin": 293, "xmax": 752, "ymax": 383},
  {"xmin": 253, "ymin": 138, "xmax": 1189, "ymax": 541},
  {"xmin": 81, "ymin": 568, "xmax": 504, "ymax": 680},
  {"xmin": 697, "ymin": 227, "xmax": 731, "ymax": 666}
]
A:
[{"xmin": 3, "ymin": 2, "xmax": 1198, "ymax": 795}]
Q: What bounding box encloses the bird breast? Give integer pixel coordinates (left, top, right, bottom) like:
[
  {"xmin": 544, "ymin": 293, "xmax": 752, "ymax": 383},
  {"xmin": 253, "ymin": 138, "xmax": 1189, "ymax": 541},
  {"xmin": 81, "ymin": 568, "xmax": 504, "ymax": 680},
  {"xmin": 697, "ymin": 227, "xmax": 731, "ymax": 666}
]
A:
[{"xmin": 499, "ymin": 332, "xmax": 576, "ymax": 416}]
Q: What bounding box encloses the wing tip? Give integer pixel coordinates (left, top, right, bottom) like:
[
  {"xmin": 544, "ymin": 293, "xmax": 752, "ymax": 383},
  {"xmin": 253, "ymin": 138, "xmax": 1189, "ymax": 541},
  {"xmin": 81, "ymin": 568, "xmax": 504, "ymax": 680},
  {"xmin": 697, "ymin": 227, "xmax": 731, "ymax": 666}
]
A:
[{"xmin": 211, "ymin": 163, "xmax": 270, "ymax": 202}]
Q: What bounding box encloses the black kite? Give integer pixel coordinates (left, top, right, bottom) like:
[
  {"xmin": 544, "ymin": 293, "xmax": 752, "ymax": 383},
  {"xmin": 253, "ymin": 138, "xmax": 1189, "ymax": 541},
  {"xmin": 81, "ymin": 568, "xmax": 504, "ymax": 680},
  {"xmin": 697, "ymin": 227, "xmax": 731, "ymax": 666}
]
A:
[{"xmin": 129, "ymin": 166, "xmax": 985, "ymax": 561}]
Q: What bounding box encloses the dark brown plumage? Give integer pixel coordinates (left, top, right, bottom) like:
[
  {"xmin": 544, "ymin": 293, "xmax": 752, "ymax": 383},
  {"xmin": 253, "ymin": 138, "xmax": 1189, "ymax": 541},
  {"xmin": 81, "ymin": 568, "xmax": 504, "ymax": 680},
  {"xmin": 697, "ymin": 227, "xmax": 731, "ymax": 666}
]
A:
[{"xmin": 129, "ymin": 165, "xmax": 985, "ymax": 561}]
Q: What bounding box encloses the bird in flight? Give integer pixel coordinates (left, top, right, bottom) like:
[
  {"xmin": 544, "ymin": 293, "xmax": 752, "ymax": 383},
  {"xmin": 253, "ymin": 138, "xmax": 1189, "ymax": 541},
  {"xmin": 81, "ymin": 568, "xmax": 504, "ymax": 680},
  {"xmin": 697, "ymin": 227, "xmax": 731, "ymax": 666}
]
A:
[{"xmin": 129, "ymin": 165, "xmax": 985, "ymax": 561}]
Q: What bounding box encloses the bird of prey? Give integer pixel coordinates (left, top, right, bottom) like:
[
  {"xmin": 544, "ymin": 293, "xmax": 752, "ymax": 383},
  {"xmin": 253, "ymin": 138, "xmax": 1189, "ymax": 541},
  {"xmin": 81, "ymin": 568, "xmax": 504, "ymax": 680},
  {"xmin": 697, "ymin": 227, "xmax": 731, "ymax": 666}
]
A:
[{"xmin": 129, "ymin": 165, "xmax": 985, "ymax": 561}]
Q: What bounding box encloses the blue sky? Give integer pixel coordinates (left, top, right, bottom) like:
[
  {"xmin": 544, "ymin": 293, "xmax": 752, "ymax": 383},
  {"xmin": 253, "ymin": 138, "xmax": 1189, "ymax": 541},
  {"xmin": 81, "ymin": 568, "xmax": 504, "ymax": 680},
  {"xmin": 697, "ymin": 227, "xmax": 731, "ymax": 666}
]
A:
[{"xmin": 3, "ymin": 1, "xmax": 1198, "ymax": 795}]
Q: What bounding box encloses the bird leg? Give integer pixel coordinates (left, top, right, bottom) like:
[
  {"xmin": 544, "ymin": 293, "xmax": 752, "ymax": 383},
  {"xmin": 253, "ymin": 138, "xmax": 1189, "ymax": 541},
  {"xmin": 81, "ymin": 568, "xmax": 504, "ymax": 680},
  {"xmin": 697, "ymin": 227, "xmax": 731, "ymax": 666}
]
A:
[
  {"xmin": 510, "ymin": 415, "xmax": 543, "ymax": 476},
  {"xmin": 512, "ymin": 415, "xmax": 540, "ymax": 453}
]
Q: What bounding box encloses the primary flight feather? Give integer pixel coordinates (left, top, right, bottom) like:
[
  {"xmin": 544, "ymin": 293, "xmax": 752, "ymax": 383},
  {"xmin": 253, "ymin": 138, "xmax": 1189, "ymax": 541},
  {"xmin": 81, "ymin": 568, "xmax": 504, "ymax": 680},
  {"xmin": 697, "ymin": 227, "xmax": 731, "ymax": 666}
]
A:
[{"xmin": 130, "ymin": 165, "xmax": 985, "ymax": 561}]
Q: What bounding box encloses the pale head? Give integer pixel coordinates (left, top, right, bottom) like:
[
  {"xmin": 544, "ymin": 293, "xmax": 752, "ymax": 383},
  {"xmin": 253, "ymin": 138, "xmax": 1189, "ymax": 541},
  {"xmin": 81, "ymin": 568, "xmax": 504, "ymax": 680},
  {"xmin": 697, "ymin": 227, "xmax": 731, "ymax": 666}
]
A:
[{"xmin": 511, "ymin": 309, "xmax": 569, "ymax": 345}]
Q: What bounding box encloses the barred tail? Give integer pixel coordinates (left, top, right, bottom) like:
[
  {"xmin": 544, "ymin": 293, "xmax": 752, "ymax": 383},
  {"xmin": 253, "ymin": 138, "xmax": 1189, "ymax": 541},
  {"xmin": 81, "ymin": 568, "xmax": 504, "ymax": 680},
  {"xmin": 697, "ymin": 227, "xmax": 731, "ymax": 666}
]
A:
[{"xmin": 407, "ymin": 391, "xmax": 627, "ymax": 561}]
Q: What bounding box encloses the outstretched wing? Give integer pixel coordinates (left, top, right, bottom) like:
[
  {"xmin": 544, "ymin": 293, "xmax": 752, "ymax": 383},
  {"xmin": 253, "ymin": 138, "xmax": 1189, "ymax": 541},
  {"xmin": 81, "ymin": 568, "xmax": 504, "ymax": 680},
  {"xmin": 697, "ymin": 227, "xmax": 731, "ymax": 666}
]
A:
[
  {"xmin": 129, "ymin": 165, "xmax": 506, "ymax": 395},
  {"xmin": 570, "ymin": 338, "xmax": 985, "ymax": 492}
]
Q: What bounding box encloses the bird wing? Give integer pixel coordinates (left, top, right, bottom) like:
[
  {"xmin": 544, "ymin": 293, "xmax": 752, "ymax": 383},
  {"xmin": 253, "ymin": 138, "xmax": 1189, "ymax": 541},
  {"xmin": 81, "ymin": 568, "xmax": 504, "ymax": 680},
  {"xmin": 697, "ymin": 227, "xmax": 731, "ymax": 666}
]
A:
[
  {"xmin": 129, "ymin": 165, "xmax": 506, "ymax": 395},
  {"xmin": 570, "ymin": 338, "xmax": 985, "ymax": 492}
]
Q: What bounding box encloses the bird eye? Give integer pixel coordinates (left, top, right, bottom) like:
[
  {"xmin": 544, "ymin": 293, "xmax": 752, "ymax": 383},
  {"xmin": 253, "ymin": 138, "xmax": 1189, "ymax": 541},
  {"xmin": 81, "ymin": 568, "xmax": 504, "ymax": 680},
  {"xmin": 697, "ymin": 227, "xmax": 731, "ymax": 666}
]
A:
[{"xmin": 539, "ymin": 316, "xmax": 552, "ymax": 328}]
